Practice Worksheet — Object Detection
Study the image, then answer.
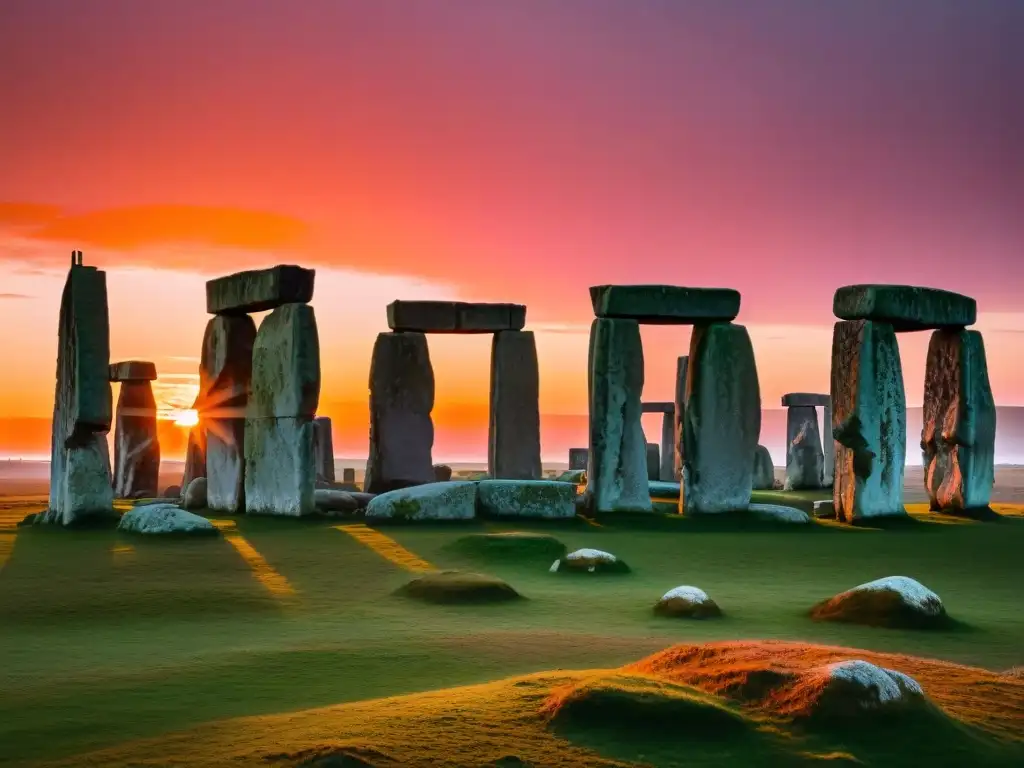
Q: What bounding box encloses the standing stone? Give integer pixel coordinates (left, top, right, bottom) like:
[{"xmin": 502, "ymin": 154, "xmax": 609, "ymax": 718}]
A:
[
  {"xmin": 682, "ymin": 323, "xmax": 760, "ymax": 514},
  {"xmin": 831, "ymin": 320, "xmax": 907, "ymax": 522},
  {"xmin": 568, "ymin": 448, "xmax": 589, "ymax": 470},
  {"xmin": 673, "ymin": 356, "xmax": 688, "ymax": 483},
  {"xmin": 488, "ymin": 330, "xmax": 541, "ymax": 479},
  {"xmin": 342, "ymin": 467, "xmax": 356, "ymax": 484},
  {"xmin": 112, "ymin": 381, "xmax": 160, "ymax": 497},
  {"xmin": 646, "ymin": 443, "xmax": 660, "ymax": 482},
  {"xmin": 181, "ymin": 418, "xmax": 206, "ymax": 489},
  {"xmin": 922, "ymin": 329, "xmax": 996, "ymax": 512},
  {"xmin": 42, "ymin": 255, "xmax": 114, "ymax": 525},
  {"xmin": 365, "ymin": 332, "xmax": 435, "ymax": 493},
  {"xmin": 584, "ymin": 318, "xmax": 650, "ymax": 513},
  {"xmin": 822, "ymin": 404, "xmax": 835, "ymax": 487},
  {"xmin": 658, "ymin": 412, "xmax": 674, "ymax": 482},
  {"xmin": 785, "ymin": 406, "xmax": 824, "ymax": 490},
  {"xmin": 313, "ymin": 416, "xmax": 335, "ymax": 483},
  {"xmin": 752, "ymin": 445, "xmax": 775, "ymax": 489},
  {"xmin": 200, "ymin": 315, "xmax": 256, "ymax": 513},
  {"xmin": 244, "ymin": 303, "xmax": 320, "ymax": 516}
]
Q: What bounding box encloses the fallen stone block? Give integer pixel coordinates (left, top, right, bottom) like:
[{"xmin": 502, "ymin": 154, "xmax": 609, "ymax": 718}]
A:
[
  {"xmin": 118, "ymin": 504, "xmax": 217, "ymax": 536},
  {"xmin": 781, "ymin": 392, "xmax": 830, "ymax": 408},
  {"xmin": 386, "ymin": 300, "xmax": 527, "ymax": 333},
  {"xmin": 365, "ymin": 481, "xmax": 477, "ymax": 521},
  {"xmin": 109, "ymin": 360, "xmax": 157, "ymax": 382},
  {"xmin": 476, "ymin": 480, "xmax": 576, "ymax": 518},
  {"xmin": 833, "ymin": 284, "xmax": 976, "ymax": 332},
  {"xmin": 590, "ymin": 285, "xmax": 740, "ymax": 324},
  {"xmin": 206, "ymin": 265, "xmax": 315, "ymax": 315}
]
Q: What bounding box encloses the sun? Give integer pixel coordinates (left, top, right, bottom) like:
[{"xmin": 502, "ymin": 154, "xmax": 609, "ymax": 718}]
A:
[{"xmin": 174, "ymin": 409, "xmax": 200, "ymax": 428}]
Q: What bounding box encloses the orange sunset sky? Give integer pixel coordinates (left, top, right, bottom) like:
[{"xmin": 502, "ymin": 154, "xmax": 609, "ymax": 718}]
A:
[{"xmin": 1, "ymin": 1, "xmax": 1022, "ymax": 461}]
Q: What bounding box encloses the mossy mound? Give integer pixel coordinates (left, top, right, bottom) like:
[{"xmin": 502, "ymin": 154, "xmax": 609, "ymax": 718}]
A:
[
  {"xmin": 549, "ymin": 548, "xmax": 630, "ymax": 574},
  {"xmin": 653, "ymin": 587, "xmax": 722, "ymax": 619},
  {"xmin": 444, "ymin": 532, "xmax": 567, "ymax": 563},
  {"xmin": 810, "ymin": 577, "xmax": 952, "ymax": 630},
  {"xmin": 394, "ymin": 570, "xmax": 522, "ymax": 604}
]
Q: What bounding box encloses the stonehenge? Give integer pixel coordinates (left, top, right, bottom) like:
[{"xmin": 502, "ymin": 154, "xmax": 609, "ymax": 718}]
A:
[
  {"xmin": 365, "ymin": 300, "xmax": 540, "ymax": 493},
  {"xmin": 584, "ymin": 285, "xmax": 761, "ymax": 515},
  {"xmin": 312, "ymin": 416, "xmax": 335, "ymax": 483},
  {"xmin": 641, "ymin": 401, "xmax": 675, "ymax": 482},
  {"xmin": 830, "ymin": 284, "xmax": 994, "ymax": 522},
  {"xmin": 781, "ymin": 393, "xmax": 830, "ymax": 491},
  {"xmin": 41, "ymin": 251, "xmax": 115, "ymax": 525},
  {"xmin": 110, "ymin": 360, "xmax": 160, "ymax": 498}
]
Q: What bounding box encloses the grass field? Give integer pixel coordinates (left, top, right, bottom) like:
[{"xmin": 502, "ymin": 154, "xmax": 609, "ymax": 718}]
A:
[{"xmin": 1, "ymin": 490, "xmax": 1023, "ymax": 767}]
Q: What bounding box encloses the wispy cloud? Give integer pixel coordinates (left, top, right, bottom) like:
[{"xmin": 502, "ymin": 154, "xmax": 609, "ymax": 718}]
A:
[{"xmin": 0, "ymin": 292, "xmax": 32, "ymax": 300}]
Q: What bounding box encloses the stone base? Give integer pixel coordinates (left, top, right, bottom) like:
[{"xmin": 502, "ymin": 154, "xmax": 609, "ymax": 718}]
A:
[
  {"xmin": 207, "ymin": 420, "xmax": 245, "ymax": 513},
  {"xmin": 41, "ymin": 436, "xmax": 114, "ymax": 525},
  {"xmin": 244, "ymin": 416, "xmax": 315, "ymax": 516}
]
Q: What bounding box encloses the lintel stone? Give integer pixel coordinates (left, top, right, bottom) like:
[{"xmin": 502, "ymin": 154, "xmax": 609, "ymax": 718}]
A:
[
  {"xmin": 781, "ymin": 392, "xmax": 830, "ymax": 408},
  {"xmin": 589, "ymin": 285, "xmax": 740, "ymax": 324},
  {"xmin": 833, "ymin": 284, "xmax": 976, "ymax": 331},
  {"xmin": 109, "ymin": 360, "xmax": 157, "ymax": 382},
  {"xmin": 641, "ymin": 401, "xmax": 674, "ymax": 414},
  {"xmin": 206, "ymin": 265, "xmax": 315, "ymax": 315},
  {"xmin": 386, "ymin": 300, "xmax": 526, "ymax": 333}
]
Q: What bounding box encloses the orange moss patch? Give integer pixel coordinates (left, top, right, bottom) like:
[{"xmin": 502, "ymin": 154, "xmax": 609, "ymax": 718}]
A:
[{"xmin": 625, "ymin": 640, "xmax": 1024, "ymax": 740}]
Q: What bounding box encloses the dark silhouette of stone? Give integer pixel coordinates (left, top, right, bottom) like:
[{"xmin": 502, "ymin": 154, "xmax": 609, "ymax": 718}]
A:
[
  {"xmin": 673, "ymin": 356, "xmax": 688, "ymax": 483},
  {"xmin": 833, "ymin": 284, "xmax": 976, "ymax": 332},
  {"xmin": 568, "ymin": 448, "xmax": 588, "ymax": 470},
  {"xmin": 488, "ymin": 330, "xmax": 541, "ymax": 479},
  {"xmin": 206, "ymin": 265, "xmax": 315, "ymax": 315},
  {"xmin": 112, "ymin": 381, "xmax": 160, "ymax": 498},
  {"xmin": 589, "ymin": 285, "xmax": 740, "ymax": 324},
  {"xmin": 42, "ymin": 253, "xmax": 114, "ymax": 525},
  {"xmin": 781, "ymin": 393, "xmax": 830, "ymax": 407},
  {"xmin": 163, "ymin": 485, "xmax": 181, "ymax": 498},
  {"xmin": 365, "ymin": 332, "xmax": 435, "ymax": 493},
  {"xmin": 386, "ymin": 300, "xmax": 526, "ymax": 333},
  {"xmin": 108, "ymin": 360, "xmax": 157, "ymax": 382},
  {"xmin": 683, "ymin": 323, "xmax": 760, "ymax": 514},
  {"xmin": 646, "ymin": 443, "xmax": 660, "ymax": 481},
  {"xmin": 433, "ymin": 464, "xmax": 453, "ymax": 482},
  {"xmin": 831, "ymin": 320, "xmax": 907, "ymax": 521},
  {"xmin": 181, "ymin": 416, "xmax": 206, "ymax": 489},
  {"xmin": 752, "ymin": 445, "xmax": 775, "ymax": 489},
  {"xmin": 585, "ymin": 318, "xmax": 650, "ymax": 513},
  {"xmin": 785, "ymin": 406, "xmax": 824, "ymax": 490},
  {"xmin": 922, "ymin": 329, "xmax": 996, "ymax": 512},
  {"xmin": 313, "ymin": 416, "xmax": 335, "ymax": 483},
  {"xmin": 182, "ymin": 476, "xmax": 207, "ymax": 510},
  {"xmin": 342, "ymin": 467, "xmax": 356, "ymax": 484}
]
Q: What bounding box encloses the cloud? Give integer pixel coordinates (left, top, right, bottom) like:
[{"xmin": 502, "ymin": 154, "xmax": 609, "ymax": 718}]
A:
[
  {"xmin": 0, "ymin": 203, "xmax": 63, "ymax": 228},
  {"xmin": 0, "ymin": 292, "xmax": 32, "ymax": 299}
]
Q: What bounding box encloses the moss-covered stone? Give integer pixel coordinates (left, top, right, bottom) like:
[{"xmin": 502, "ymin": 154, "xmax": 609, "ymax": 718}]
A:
[
  {"xmin": 833, "ymin": 284, "xmax": 976, "ymax": 332},
  {"xmin": 394, "ymin": 570, "xmax": 521, "ymax": 603},
  {"xmin": 477, "ymin": 480, "xmax": 576, "ymax": 518},
  {"xmin": 590, "ymin": 285, "xmax": 741, "ymax": 325},
  {"xmin": 365, "ymin": 481, "xmax": 477, "ymax": 521}
]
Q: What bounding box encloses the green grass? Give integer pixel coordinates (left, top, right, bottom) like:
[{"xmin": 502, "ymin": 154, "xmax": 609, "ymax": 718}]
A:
[{"xmin": 1, "ymin": 494, "xmax": 1023, "ymax": 766}]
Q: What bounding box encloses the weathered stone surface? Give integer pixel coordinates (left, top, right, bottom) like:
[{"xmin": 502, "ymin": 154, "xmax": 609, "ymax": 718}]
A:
[
  {"xmin": 748, "ymin": 503, "xmax": 811, "ymax": 524},
  {"xmin": 365, "ymin": 332, "xmax": 435, "ymax": 493},
  {"xmin": 646, "ymin": 443, "xmax": 660, "ymax": 481},
  {"xmin": 922, "ymin": 329, "xmax": 996, "ymax": 512},
  {"xmin": 584, "ymin": 318, "xmax": 650, "ymax": 513},
  {"xmin": 244, "ymin": 416, "xmax": 316, "ymax": 516},
  {"xmin": 365, "ymin": 481, "xmax": 477, "ymax": 521},
  {"xmin": 206, "ymin": 265, "xmax": 315, "ymax": 315},
  {"xmin": 312, "ymin": 416, "xmax": 335, "ymax": 483},
  {"xmin": 163, "ymin": 485, "xmax": 181, "ymax": 498},
  {"xmin": 590, "ymin": 285, "xmax": 740, "ymax": 325},
  {"xmin": 477, "ymin": 480, "xmax": 575, "ymax": 518},
  {"xmin": 433, "ymin": 464, "xmax": 452, "ymax": 482},
  {"xmin": 823, "ymin": 404, "xmax": 835, "ymax": 487},
  {"xmin": 314, "ymin": 489, "xmax": 360, "ymax": 513},
  {"xmin": 182, "ymin": 476, "xmax": 208, "ymax": 510},
  {"xmin": 654, "ymin": 586, "xmax": 722, "ymax": 619},
  {"xmin": 206, "ymin": 422, "xmax": 245, "ymax": 513},
  {"xmin": 488, "ymin": 330, "xmax": 541, "ymax": 479},
  {"xmin": 785, "ymin": 405, "xmax": 824, "ymax": 490},
  {"xmin": 658, "ymin": 412, "xmax": 674, "ymax": 482},
  {"xmin": 43, "ymin": 259, "xmax": 114, "ymax": 525},
  {"xmin": 752, "ymin": 445, "xmax": 775, "ymax": 490},
  {"xmin": 386, "ymin": 300, "xmax": 526, "ymax": 333},
  {"xmin": 781, "ymin": 393, "xmax": 830, "ymax": 408},
  {"xmin": 198, "ymin": 315, "xmax": 256, "ymax": 413},
  {"xmin": 181, "ymin": 421, "xmax": 206, "ymax": 489},
  {"xmin": 673, "ymin": 356, "xmax": 688, "ymax": 483},
  {"xmin": 248, "ymin": 304, "xmax": 320, "ymax": 419},
  {"xmin": 568, "ymin": 448, "xmax": 588, "ymax": 471},
  {"xmin": 112, "ymin": 381, "xmax": 160, "ymax": 498},
  {"xmin": 641, "ymin": 401, "xmax": 674, "ymax": 413},
  {"xmin": 682, "ymin": 323, "xmax": 761, "ymax": 514},
  {"xmin": 833, "ymin": 284, "xmax": 976, "ymax": 332},
  {"xmin": 118, "ymin": 504, "xmax": 217, "ymax": 535},
  {"xmin": 648, "ymin": 480, "xmax": 681, "ymax": 499},
  {"xmin": 831, "ymin": 320, "xmax": 907, "ymax": 521},
  {"xmin": 109, "ymin": 360, "xmax": 157, "ymax": 382}
]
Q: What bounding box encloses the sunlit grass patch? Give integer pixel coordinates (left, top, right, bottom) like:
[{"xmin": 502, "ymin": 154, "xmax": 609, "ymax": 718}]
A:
[
  {"xmin": 214, "ymin": 519, "xmax": 297, "ymax": 599},
  {"xmin": 335, "ymin": 523, "xmax": 434, "ymax": 572}
]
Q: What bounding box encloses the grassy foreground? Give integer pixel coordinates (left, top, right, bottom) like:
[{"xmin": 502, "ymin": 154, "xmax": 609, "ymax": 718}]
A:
[{"xmin": 1, "ymin": 493, "xmax": 1023, "ymax": 766}]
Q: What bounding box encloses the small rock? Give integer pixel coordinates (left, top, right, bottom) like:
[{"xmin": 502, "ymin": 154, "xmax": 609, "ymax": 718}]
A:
[
  {"xmin": 811, "ymin": 576, "xmax": 948, "ymax": 629},
  {"xmin": 748, "ymin": 503, "xmax": 811, "ymax": 524},
  {"xmin": 550, "ymin": 548, "xmax": 629, "ymax": 574},
  {"xmin": 813, "ymin": 499, "xmax": 836, "ymax": 519},
  {"xmin": 181, "ymin": 477, "xmax": 208, "ymax": 510},
  {"xmin": 314, "ymin": 489, "xmax": 359, "ymax": 513},
  {"xmin": 751, "ymin": 445, "xmax": 775, "ymax": 490},
  {"xmin": 806, "ymin": 660, "xmax": 924, "ymax": 713},
  {"xmin": 117, "ymin": 504, "xmax": 217, "ymax": 535},
  {"xmin": 163, "ymin": 484, "xmax": 181, "ymax": 499},
  {"xmin": 654, "ymin": 586, "xmax": 722, "ymax": 618},
  {"xmin": 433, "ymin": 464, "xmax": 453, "ymax": 482}
]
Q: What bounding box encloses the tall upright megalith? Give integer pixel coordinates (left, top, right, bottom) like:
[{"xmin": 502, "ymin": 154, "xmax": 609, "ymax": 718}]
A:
[
  {"xmin": 781, "ymin": 394, "xmax": 829, "ymax": 490},
  {"xmin": 312, "ymin": 416, "xmax": 336, "ymax": 483},
  {"xmin": 922, "ymin": 329, "xmax": 995, "ymax": 512},
  {"xmin": 244, "ymin": 303, "xmax": 320, "ymax": 516},
  {"xmin": 489, "ymin": 330, "xmax": 541, "ymax": 479},
  {"xmin": 42, "ymin": 251, "xmax": 114, "ymax": 525},
  {"xmin": 110, "ymin": 361, "xmax": 160, "ymax": 498},
  {"xmin": 365, "ymin": 332, "xmax": 435, "ymax": 493},
  {"xmin": 674, "ymin": 356, "xmax": 688, "ymax": 483},
  {"xmin": 585, "ymin": 317, "xmax": 649, "ymax": 513},
  {"xmin": 200, "ymin": 315, "xmax": 256, "ymax": 512},
  {"xmin": 683, "ymin": 323, "xmax": 761, "ymax": 514}
]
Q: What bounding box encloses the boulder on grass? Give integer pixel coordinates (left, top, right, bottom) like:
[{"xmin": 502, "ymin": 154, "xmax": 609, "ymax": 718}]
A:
[
  {"xmin": 181, "ymin": 477, "xmax": 207, "ymax": 510},
  {"xmin": 747, "ymin": 503, "xmax": 811, "ymax": 524},
  {"xmin": 476, "ymin": 480, "xmax": 576, "ymax": 518},
  {"xmin": 653, "ymin": 586, "xmax": 722, "ymax": 618},
  {"xmin": 162, "ymin": 485, "xmax": 181, "ymax": 498},
  {"xmin": 365, "ymin": 481, "xmax": 477, "ymax": 521},
  {"xmin": 795, "ymin": 660, "xmax": 925, "ymax": 720},
  {"xmin": 433, "ymin": 464, "xmax": 453, "ymax": 482},
  {"xmin": 394, "ymin": 570, "xmax": 521, "ymax": 604},
  {"xmin": 810, "ymin": 576, "xmax": 949, "ymax": 629},
  {"xmin": 117, "ymin": 504, "xmax": 217, "ymax": 535},
  {"xmin": 550, "ymin": 547, "xmax": 629, "ymax": 574},
  {"xmin": 313, "ymin": 489, "xmax": 361, "ymax": 513},
  {"xmin": 752, "ymin": 445, "xmax": 775, "ymax": 490}
]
